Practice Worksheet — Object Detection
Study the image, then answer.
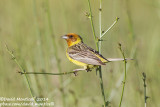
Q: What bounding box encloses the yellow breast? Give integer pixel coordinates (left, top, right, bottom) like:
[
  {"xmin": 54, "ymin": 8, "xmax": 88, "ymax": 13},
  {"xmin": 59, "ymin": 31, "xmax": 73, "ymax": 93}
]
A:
[{"xmin": 66, "ymin": 51, "xmax": 87, "ymax": 67}]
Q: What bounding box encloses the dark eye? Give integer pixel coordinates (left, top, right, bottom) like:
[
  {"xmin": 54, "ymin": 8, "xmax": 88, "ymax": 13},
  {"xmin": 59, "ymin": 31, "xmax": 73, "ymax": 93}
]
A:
[{"xmin": 70, "ymin": 35, "xmax": 73, "ymax": 38}]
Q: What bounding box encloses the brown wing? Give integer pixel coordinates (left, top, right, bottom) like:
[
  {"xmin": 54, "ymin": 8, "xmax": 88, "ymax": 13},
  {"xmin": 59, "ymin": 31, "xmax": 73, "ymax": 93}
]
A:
[
  {"xmin": 84, "ymin": 44, "xmax": 109, "ymax": 62},
  {"xmin": 67, "ymin": 43, "xmax": 105, "ymax": 65}
]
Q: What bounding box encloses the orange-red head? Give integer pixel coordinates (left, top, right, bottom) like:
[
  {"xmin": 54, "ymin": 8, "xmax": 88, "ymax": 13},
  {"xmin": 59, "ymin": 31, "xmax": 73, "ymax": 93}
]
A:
[{"xmin": 61, "ymin": 33, "xmax": 83, "ymax": 47}]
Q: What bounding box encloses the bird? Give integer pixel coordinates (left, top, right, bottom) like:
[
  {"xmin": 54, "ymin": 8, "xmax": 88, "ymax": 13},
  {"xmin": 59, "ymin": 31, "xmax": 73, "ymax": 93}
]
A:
[{"xmin": 62, "ymin": 33, "xmax": 131, "ymax": 72}]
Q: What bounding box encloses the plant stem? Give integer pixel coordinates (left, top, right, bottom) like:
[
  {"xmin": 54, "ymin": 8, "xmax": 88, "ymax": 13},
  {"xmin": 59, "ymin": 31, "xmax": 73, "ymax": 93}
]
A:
[
  {"xmin": 5, "ymin": 45, "xmax": 38, "ymax": 104},
  {"xmin": 98, "ymin": 66, "xmax": 106, "ymax": 107},
  {"xmin": 45, "ymin": 0, "xmax": 66, "ymax": 106},
  {"xmin": 118, "ymin": 43, "xmax": 127, "ymax": 107},
  {"xmin": 88, "ymin": 0, "xmax": 106, "ymax": 106},
  {"xmin": 18, "ymin": 71, "xmax": 80, "ymax": 76},
  {"xmin": 87, "ymin": 0, "xmax": 98, "ymax": 50},
  {"xmin": 98, "ymin": 0, "xmax": 107, "ymax": 106},
  {"xmin": 88, "ymin": 0, "xmax": 119, "ymax": 106},
  {"xmin": 142, "ymin": 72, "xmax": 148, "ymax": 107},
  {"xmin": 100, "ymin": 17, "xmax": 119, "ymax": 39},
  {"xmin": 99, "ymin": 0, "xmax": 102, "ymax": 53}
]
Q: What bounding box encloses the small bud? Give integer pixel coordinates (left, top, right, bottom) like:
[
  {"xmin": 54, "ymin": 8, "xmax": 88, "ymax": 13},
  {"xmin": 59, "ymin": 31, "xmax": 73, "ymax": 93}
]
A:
[
  {"xmin": 118, "ymin": 43, "xmax": 121, "ymax": 47},
  {"xmin": 85, "ymin": 12, "xmax": 91, "ymax": 19},
  {"xmin": 118, "ymin": 43, "xmax": 122, "ymax": 49},
  {"xmin": 99, "ymin": 8, "xmax": 102, "ymax": 11},
  {"xmin": 12, "ymin": 56, "xmax": 15, "ymax": 60},
  {"xmin": 17, "ymin": 71, "xmax": 23, "ymax": 75},
  {"xmin": 142, "ymin": 72, "xmax": 146, "ymax": 78},
  {"xmin": 122, "ymin": 81, "xmax": 125, "ymax": 85},
  {"xmin": 116, "ymin": 17, "xmax": 120, "ymax": 21}
]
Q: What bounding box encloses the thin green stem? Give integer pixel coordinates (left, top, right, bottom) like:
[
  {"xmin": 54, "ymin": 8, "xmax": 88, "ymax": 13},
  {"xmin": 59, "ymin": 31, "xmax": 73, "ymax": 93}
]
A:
[
  {"xmin": 98, "ymin": 0, "xmax": 107, "ymax": 106},
  {"xmin": 108, "ymin": 46, "xmax": 136, "ymax": 102},
  {"xmin": 88, "ymin": 0, "xmax": 106, "ymax": 106},
  {"xmin": 18, "ymin": 71, "xmax": 80, "ymax": 76},
  {"xmin": 99, "ymin": 0, "xmax": 102, "ymax": 54},
  {"xmin": 87, "ymin": 0, "xmax": 98, "ymax": 50},
  {"xmin": 118, "ymin": 43, "xmax": 127, "ymax": 107},
  {"xmin": 88, "ymin": 0, "xmax": 120, "ymax": 106},
  {"xmin": 100, "ymin": 17, "xmax": 119, "ymax": 38},
  {"xmin": 98, "ymin": 66, "xmax": 106, "ymax": 107},
  {"xmin": 45, "ymin": 0, "xmax": 66, "ymax": 106},
  {"xmin": 5, "ymin": 45, "xmax": 38, "ymax": 104}
]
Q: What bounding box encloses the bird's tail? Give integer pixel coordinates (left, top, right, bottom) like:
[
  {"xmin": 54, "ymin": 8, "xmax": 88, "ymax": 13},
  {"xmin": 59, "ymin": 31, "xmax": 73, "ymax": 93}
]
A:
[{"xmin": 107, "ymin": 58, "xmax": 133, "ymax": 62}]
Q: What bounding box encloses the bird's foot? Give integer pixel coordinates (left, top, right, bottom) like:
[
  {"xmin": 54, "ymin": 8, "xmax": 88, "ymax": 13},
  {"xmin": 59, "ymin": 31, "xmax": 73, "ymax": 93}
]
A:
[{"xmin": 86, "ymin": 68, "xmax": 92, "ymax": 72}]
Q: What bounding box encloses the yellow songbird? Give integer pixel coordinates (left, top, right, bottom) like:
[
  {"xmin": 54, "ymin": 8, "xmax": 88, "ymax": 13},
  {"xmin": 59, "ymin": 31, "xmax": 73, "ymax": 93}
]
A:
[{"xmin": 62, "ymin": 33, "xmax": 130, "ymax": 72}]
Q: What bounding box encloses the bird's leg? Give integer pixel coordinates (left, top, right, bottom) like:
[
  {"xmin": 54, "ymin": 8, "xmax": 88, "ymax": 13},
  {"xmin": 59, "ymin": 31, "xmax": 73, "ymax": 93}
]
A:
[
  {"xmin": 72, "ymin": 66, "xmax": 92, "ymax": 75},
  {"xmin": 95, "ymin": 66, "xmax": 100, "ymax": 71},
  {"xmin": 85, "ymin": 66, "xmax": 92, "ymax": 72}
]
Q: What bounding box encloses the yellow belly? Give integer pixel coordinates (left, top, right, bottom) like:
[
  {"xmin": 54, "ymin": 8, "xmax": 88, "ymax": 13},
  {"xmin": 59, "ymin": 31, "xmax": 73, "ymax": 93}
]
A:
[{"xmin": 66, "ymin": 52, "xmax": 87, "ymax": 67}]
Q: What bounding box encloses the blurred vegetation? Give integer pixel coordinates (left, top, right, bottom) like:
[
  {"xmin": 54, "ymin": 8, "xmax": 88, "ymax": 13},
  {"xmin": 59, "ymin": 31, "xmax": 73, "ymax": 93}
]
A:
[{"xmin": 0, "ymin": 0, "xmax": 160, "ymax": 107}]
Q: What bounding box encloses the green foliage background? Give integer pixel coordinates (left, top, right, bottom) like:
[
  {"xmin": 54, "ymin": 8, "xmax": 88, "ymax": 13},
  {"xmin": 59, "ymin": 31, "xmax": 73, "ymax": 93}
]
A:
[{"xmin": 0, "ymin": 0, "xmax": 160, "ymax": 107}]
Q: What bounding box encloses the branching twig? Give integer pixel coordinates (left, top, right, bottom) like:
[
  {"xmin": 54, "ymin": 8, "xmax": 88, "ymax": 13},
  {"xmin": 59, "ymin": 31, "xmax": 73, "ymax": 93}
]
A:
[
  {"xmin": 5, "ymin": 44, "xmax": 38, "ymax": 104},
  {"xmin": 118, "ymin": 43, "xmax": 127, "ymax": 107},
  {"xmin": 100, "ymin": 17, "xmax": 119, "ymax": 39},
  {"xmin": 88, "ymin": 0, "xmax": 119, "ymax": 106}
]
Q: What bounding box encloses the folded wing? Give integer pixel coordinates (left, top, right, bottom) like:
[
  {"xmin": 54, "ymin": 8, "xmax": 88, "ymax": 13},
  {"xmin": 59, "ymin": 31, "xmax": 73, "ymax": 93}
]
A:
[{"xmin": 68, "ymin": 43, "xmax": 106, "ymax": 65}]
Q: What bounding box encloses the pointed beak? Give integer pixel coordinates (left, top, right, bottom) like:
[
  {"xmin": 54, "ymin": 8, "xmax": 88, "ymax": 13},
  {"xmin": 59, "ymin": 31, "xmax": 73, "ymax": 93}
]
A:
[{"xmin": 61, "ymin": 35, "xmax": 68, "ymax": 39}]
